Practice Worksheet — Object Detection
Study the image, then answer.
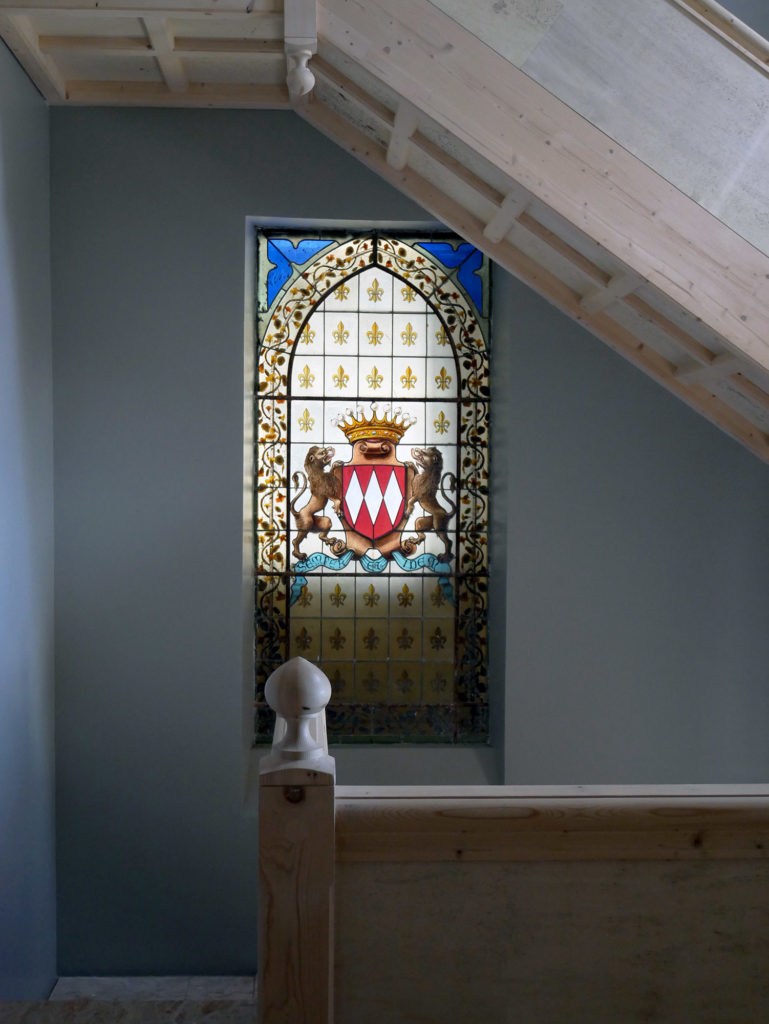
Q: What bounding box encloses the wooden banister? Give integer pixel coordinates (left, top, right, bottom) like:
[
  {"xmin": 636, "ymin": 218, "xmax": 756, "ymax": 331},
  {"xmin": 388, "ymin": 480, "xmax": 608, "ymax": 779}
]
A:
[{"xmin": 258, "ymin": 658, "xmax": 335, "ymax": 1024}]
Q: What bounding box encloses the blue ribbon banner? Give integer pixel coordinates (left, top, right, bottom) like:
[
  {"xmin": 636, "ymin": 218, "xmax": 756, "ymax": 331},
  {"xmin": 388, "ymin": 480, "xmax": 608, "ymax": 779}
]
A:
[
  {"xmin": 290, "ymin": 550, "xmax": 354, "ymax": 605},
  {"xmin": 289, "ymin": 549, "xmax": 455, "ymax": 606},
  {"xmin": 393, "ymin": 551, "xmax": 454, "ymax": 604}
]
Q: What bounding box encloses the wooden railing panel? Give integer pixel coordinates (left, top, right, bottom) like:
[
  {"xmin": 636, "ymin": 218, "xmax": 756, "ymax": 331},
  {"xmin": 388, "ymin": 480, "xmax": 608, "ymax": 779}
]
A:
[{"xmin": 335, "ymin": 858, "xmax": 769, "ymax": 1024}]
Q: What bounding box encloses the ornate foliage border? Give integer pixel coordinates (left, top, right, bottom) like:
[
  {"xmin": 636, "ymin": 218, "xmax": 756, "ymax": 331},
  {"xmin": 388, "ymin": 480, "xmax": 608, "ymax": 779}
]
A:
[{"xmin": 254, "ymin": 230, "xmax": 490, "ymax": 743}]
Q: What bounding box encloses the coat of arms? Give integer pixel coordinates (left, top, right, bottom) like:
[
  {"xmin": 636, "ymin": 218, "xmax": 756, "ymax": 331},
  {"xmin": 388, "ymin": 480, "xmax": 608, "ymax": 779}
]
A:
[{"xmin": 290, "ymin": 405, "xmax": 456, "ymax": 572}]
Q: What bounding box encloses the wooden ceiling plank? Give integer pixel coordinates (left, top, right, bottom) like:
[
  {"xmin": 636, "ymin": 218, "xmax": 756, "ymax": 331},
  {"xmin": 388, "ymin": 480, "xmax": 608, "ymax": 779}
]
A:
[
  {"xmin": 297, "ymin": 94, "xmax": 769, "ymax": 463},
  {"xmin": 318, "ymin": 0, "xmax": 769, "ymax": 380},
  {"xmin": 143, "ymin": 14, "xmax": 186, "ymax": 93},
  {"xmin": 62, "ymin": 78, "xmax": 290, "ymax": 106},
  {"xmin": 0, "ymin": 12, "xmax": 66, "ymax": 100}
]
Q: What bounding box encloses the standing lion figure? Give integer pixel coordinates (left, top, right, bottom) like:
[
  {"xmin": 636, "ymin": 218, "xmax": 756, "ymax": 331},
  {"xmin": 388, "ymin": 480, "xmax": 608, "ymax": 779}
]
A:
[
  {"xmin": 401, "ymin": 446, "xmax": 456, "ymax": 558},
  {"xmin": 290, "ymin": 445, "xmax": 344, "ymax": 558}
]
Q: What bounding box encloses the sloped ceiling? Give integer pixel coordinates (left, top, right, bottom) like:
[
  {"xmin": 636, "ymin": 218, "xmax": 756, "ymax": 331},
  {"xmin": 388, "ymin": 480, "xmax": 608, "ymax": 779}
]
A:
[{"xmin": 2, "ymin": 0, "xmax": 769, "ymax": 461}]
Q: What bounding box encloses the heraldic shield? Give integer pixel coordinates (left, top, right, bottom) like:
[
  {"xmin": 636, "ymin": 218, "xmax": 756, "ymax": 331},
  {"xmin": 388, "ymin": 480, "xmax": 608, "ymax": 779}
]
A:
[
  {"xmin": 289, "ymin": 404, "xmax": 457, "ymax": 564},
  {"xmin": 342, "ymin": 463, "xmax": 406, "ymax": 542},
  {"xmin": 336, "ymin": 407, "xmax": 414, "ymax": 558}
]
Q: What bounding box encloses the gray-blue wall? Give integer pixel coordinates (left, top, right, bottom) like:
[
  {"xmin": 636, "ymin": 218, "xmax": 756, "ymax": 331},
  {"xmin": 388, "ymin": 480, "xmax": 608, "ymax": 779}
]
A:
[
  {"xmin": 495, "ymin": 270, "xmax": 769, "ymax": 783},
  {"xmin": 0, "ymin": 44, "xmax": 56, "ymax": 999},
  {"xmin": 50, "ymin": 107, "xmax": 769, "ymax": 973},
  {"xmin": 50, "ymin": 108, "xmax": 427, "ymax": 974},
  {"xmin": 726, "ymin": 0, "xmax": 769, "ymax": 36}
]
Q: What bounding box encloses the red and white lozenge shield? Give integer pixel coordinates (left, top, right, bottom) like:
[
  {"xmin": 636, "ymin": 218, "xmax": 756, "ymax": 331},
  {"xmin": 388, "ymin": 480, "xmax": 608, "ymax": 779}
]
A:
[{"xmin": 342, "ymin": 464, "xmax": 406, "ymax": 542}]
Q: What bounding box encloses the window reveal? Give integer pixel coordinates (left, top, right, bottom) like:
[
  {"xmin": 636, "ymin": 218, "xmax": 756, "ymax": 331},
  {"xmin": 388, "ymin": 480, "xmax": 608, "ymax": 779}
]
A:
[{"xmin": 254, "ymin": 230, "xmax": 490, "ymax": 743}]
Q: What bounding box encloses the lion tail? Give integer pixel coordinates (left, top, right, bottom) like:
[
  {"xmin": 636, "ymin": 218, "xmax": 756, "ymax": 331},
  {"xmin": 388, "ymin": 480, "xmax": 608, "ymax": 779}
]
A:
[
  {"xmin": 290, "ymin": 470, "xmax": 308, "ymax": 515},
  {"xmin": 440, "ymin": 472, "xmax": 457, "ymax": 519}
]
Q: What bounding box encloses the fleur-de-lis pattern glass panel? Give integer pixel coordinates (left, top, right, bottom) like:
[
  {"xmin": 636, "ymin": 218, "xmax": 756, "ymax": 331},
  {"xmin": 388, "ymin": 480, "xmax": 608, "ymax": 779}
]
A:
[{"xmin": 255, "ymin": 229, "xmax": 490, "ymax": 744}]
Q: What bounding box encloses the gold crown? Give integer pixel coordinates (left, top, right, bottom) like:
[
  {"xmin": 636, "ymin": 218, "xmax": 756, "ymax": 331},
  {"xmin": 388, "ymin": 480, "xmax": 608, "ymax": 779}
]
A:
[{"xmin": 334, "ymin": 406, "xmax": 414, "ymax": 445}]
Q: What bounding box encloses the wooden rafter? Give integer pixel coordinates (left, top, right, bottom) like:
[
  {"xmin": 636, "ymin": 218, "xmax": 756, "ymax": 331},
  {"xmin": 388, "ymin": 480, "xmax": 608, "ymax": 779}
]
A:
[
  {"xmin": 296, "ymin": 92, "xmax": 769, "ymax": 462},
  {"xmin": 1, "ymin": 0, "xmax": 769, "ymax": 459},
  {"xmin": 64, "ymin": 79, "xmax": 290, "ymax": 106},
  {"xmin": 318, "ymin": 0, "xmax": 769, "ymax": 381}
]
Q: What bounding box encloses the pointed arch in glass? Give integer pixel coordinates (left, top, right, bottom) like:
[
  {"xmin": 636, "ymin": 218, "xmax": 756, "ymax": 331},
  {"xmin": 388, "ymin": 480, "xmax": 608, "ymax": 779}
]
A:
[{"xmin": 254, "ymin": 228, "xmax": 490, "ymax": 744}]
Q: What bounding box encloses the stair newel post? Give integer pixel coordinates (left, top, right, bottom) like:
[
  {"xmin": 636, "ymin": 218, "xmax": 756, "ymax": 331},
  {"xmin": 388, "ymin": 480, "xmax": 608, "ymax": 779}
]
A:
[{"xmin": 258, "ymin": 657, "xmax": 335, "ymax": 1024}]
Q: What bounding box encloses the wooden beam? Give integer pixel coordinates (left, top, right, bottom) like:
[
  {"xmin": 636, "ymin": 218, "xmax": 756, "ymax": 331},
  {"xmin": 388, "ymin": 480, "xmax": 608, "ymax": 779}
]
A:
[
  {"xmin": 285, "ymin": 0, "xmax": 317, "ymax": 100},
  {"xmin": 483, "ymin": 190, "xmax": 528, "ymax": 244},
  {"xmin": 624, "ymin": 294, "xmax": 717, "ymax": 366},
  {"xmin": 38, "ymin": 34, "xmax": 150, "ymax": 54},
  {"xmin": 580, "ymin": 272, "xmax": 641, "ymax": 314},
  {"xmin": 62, "ymin": 79, "xmax": 290, "ymax": 107},
  {"xmin": 517, "ymin": 210, "xmax": 608, "ymax": 287},
  {"xmin": 313, "ymin": 52, "xmax": 502, "ymax": 205},
  {"xmin": 314, "ymin": 48, "xmax": 765, "ymax": 430},
  {"xmin": 675, "ymin": 351, "xmax": 743, "ymax": 384},
  {"xmin": 37, "ymin": 34, "xmax": 283, "ymax": 56},
  {"xmin": 0, "ymin": 0, "xmax": 276, "ymax": 10},
  {"xmin": 669, "ymin": 0, "xmax": 769, "ymax": 79},
  {"xmin": 176, "ymin": 36, "xmax": 283, "ymax": 54},
  {"xmin": 729, "ymin": 373, "xmax": 769, "ymax": 414},
  {"xmin": 318, "ymin": 0, "xmax": 769, "ymax": 380},
  {"xmin": 386, "ymin": 98, "xmax": 419, "ymax": 170},
  {"xmin": 297, "ymin": 95, "xmax": 769, "ymax": 462},
  {"xmin": 143, "ymin": 15, "xmax": 186, "ymax": 93},
  {"xmin": 0, "ymin": 12, "xmax": 66, "ymax": 100}
]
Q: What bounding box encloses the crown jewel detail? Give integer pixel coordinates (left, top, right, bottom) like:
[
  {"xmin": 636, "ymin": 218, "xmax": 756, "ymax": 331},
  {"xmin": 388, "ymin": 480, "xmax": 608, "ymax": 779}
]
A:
[{"xmin": 333, "ymin": 405, "xmax": 415, "ymax": 444}]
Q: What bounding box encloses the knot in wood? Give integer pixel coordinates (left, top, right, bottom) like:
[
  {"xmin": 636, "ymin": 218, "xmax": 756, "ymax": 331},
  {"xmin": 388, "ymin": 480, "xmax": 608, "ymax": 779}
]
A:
[{"xmin": 284, "ymin": 785, "xmax": 305, "ymax": 804}]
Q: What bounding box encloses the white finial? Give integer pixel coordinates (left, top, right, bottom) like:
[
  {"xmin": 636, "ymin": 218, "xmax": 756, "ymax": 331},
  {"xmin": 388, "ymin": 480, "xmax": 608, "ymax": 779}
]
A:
[
  {"xmin": 286, "ymin": 47, "xmax": 315, "ymax": 100},
  {"xmin": 264, "ymin": 657, "xmax": 331, "ymax": 764}
]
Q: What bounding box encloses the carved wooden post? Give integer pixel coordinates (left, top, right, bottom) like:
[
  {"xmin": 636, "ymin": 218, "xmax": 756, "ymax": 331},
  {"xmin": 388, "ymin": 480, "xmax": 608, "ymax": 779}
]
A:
[{"xmin": 258, "ymin": 657, "xmax": 335, "ymax": 1024}]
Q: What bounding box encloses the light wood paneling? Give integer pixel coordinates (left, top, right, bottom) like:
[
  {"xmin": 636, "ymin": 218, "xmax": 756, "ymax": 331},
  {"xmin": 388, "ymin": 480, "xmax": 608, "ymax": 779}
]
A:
[{"xmin": 336, "ymin": 785, "xmax": 769, "ymax": 862}]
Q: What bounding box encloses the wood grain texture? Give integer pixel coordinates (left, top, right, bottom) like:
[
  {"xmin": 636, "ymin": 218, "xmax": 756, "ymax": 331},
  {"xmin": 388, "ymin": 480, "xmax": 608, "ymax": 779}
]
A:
[
  {"xmin": 61, "ymin": 80, "xmax": 290, "ymax": 106},
  {"xmin": 319, "ymin": 0, "xmax": 769, "ymax": 380},
  {"xmin": 335, "ymin": 785, "xmax": 769, "ymax": 862},
  {"xmin": 0, "ymin": 12, "xmax": 66, "ymax": 99},
  {"xmin": 297, "ymin": 96, "xmax": 769, "ymax": 462},
  {"xmin": 259, "ymin": 770, "xmax": 334, "ymax": 1024},
  {"xmin": 336, "ymin": 858, "xmax": 769, "ymax": 1023}
]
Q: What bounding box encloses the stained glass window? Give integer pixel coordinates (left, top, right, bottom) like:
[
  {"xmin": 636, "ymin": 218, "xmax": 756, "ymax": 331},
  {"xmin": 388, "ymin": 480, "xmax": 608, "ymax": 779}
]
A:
[{"xmin": 253, "ymin": 229, "xmax": 490, "ymax": 743}]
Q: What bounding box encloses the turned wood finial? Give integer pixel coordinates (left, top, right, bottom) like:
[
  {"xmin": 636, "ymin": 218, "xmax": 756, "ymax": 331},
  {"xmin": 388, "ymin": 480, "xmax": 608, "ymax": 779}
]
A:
[
  {"xmin": 286, "ymin": 47, "xmax": 315, "ymax": 100},
  {"xmin": 264, "ymin": 657, "xmax": 331, "ymax": 763}
]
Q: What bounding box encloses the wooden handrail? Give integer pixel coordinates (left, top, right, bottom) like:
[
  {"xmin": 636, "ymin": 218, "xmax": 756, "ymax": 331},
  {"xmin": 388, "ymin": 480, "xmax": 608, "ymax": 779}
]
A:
[
  {"xmin": 257, "ymin": 662, "xmax": 769, "ymax": 1022},
  {"xmin": 335, "ymin": 785, "xmax": 769, "ymax": 862}
]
